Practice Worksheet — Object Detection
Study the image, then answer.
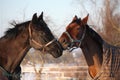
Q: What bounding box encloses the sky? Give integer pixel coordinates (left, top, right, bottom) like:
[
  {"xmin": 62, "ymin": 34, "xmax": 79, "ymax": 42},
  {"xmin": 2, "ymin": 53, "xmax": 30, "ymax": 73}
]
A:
[
  {"xmin": 0, "ymin": 0, "xmax": 83, "ymax": 37},
  {"xmin": 1, "ymin": 0, "xmax": 116, "ymax": 37}
]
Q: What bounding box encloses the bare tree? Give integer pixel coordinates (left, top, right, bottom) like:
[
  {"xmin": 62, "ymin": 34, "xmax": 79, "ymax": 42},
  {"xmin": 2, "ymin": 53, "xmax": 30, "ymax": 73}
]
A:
[
  {"xmin": 73, "ymin": 0, "xmax": 120, "ymax": 46},
  {"xmin": 101, "ymin": 0, "xmax": 120, "ymax": 45}
]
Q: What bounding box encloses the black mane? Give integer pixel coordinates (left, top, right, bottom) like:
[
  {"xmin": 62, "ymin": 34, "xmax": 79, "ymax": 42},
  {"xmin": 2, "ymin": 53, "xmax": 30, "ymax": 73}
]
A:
[
  {"xmin": 86, "ymin": 25, "xmax": 103, "ymax": 45},
  {"xmin": 3, "ymin": 21, "xmax": 30, "ymax": 39}
]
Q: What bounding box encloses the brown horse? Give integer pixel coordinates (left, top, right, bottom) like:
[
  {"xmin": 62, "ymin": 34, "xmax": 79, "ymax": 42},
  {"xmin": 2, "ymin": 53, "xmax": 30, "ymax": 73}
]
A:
[
  {"xmin": 0, "ymin": 12, "xmax": 63, "ymax": 80},
  {"xmin": 59, "ymin": 14, "xmax": 120, "ymax": 80}
]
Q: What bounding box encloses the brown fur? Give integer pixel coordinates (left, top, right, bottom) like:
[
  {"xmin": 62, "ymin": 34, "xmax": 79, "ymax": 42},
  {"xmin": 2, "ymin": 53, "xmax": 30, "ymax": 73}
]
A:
[
  {"xmin": 59, "ymin": 14, "xmax": 120, "ymax": 79},
  {"xmin": 0, "ymin": 12, "xmax": 63, "ymax": 80}
]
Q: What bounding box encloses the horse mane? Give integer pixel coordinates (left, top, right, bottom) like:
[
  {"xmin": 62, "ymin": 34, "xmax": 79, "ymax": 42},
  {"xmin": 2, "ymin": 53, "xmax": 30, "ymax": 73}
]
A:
[
  {"xmin": 3, "ymin": 21, "xmax": 30, "ymax": 39},
  {"xmin": 86, "ymin": 25, "xmax": 103, "ymax": 46}
]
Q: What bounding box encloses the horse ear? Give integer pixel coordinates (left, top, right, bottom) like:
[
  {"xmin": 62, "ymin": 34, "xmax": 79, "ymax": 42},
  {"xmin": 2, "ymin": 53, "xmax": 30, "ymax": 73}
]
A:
[
  {"xmin": 72, "ymin": 15, "xmax": 78, "ymax": 21},
  {"xmin": 38, "ymin": 12, "xmax": 43, "ymax": 21},
  {"xmin": 82, "ymin": 14, "xmax": 89, "ymax": 24},
  {"xmin": 32, "ymin": 13, "xmax": 38, "ymax": 23}
]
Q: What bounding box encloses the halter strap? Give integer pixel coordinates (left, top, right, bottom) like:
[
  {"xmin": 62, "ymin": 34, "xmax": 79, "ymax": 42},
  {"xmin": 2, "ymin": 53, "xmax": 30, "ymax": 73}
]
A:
[
  {"xmin": 28, "ymin": 23, "xmax": 57, "ymax": 51},
  {"xmin": 0, "ymin": 47, "xmax": 27, "ymax": 78},
  {"xmin": 64, "ymin": 25, "xmax": 86, "ymax": 51},
  {"xmin": 0, "ymin": 66, "xmax": 8, "ymax": 74},
  {"xmin": 28, "ymin": 23, "xmax": 43, "ymax": 48},
  {"xmin": 0, "ymin": 65, "xmax": 14, "ymax": 78},
  {"xmin": 0, "ymin": 23, "xmax": 58, "ymax": 78}
]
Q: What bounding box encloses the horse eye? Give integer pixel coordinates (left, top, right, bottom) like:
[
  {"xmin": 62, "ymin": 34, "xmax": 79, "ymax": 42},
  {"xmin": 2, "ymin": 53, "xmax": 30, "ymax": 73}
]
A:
[
  {"xmin": 63, "ymin": 39, "xmax": 67, "ymax": 44},
  {"xmin": 40, "ymin": 32, "xmax": 45, "ymax": 35},
  {"xmin": 77, "ymin": 28, "xmax": 80, "ymax": 30},
  {"xmin": 34, "ymin": 26, "xmax": 41, "ymax": 30},
  {"xmin": 63, "ymin": 39, "xmax": 66, "ymax": 43}
]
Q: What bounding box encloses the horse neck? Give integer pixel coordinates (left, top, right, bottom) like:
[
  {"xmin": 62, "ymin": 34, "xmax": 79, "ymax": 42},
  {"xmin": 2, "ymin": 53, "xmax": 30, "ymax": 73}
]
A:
[
  {"xmin": 0, "ymin": 26, "xmax": 31, "ymax": 73},
  {"xmin": 80, "ymin": 32, "xmax": 103, "ymax": 78}
]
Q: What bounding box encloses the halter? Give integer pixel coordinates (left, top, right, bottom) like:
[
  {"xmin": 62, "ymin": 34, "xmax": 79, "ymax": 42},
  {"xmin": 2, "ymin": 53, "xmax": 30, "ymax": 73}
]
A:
[
  {"xmin": 28, "ymin": 23, "xmax": 57, "ymax": 51},
  {"xmin": 0, "ymin": 23, "xmax": 58, "ymax": 79},
  {"xmin": 0, "ymin": 65, "xmax": 21, "ymax": 79},
  {"xmin": 64, "ymin": 25, "xmax": 86, "ymax": 51}
]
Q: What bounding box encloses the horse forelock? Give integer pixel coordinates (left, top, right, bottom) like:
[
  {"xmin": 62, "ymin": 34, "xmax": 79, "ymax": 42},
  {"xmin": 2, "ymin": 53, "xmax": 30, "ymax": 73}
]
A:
[{"xmin": 71, "ymin": 18, "xmax": 81, "ymax": 25}]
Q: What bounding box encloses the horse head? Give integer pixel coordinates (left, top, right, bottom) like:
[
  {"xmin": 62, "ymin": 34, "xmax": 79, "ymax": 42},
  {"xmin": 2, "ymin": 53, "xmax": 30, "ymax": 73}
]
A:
[{"xmin": 29, "ymin": 12, "xmax": 63, "ymax": 58}]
